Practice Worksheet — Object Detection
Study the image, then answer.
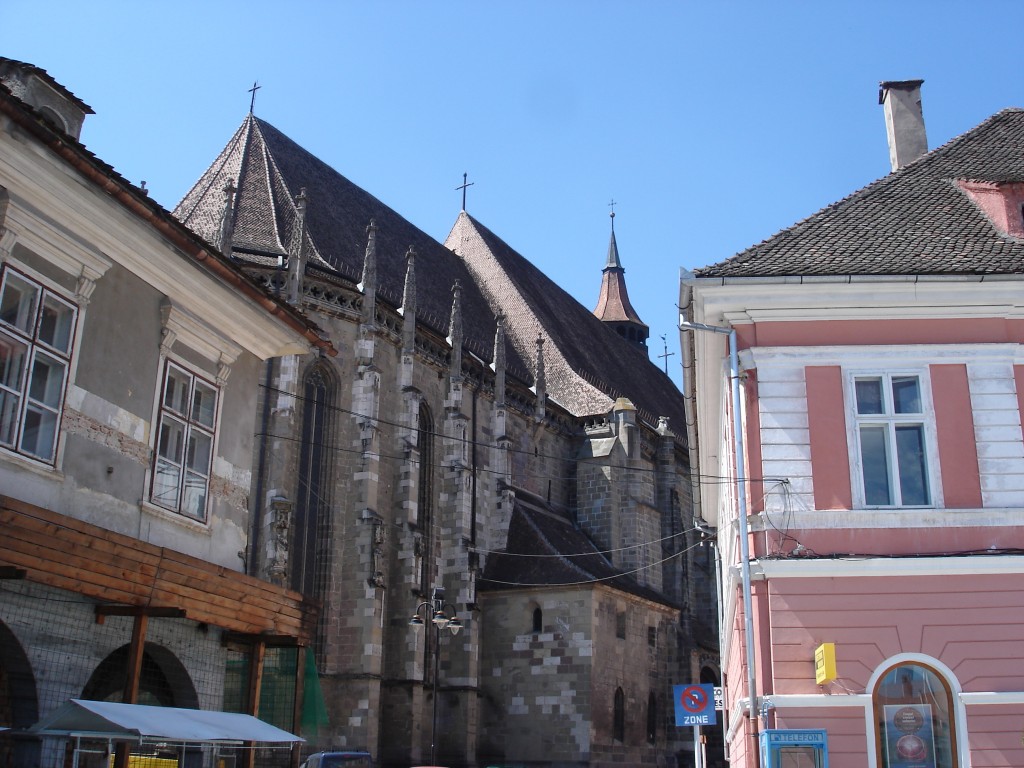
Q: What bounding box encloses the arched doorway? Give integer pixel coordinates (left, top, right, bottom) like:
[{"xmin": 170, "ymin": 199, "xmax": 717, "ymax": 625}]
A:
[
  {"xmin": 869, "ymin": 656, "xmax": 963, "ymax": 768},
  {"xmin": 82, "ymin": 642, "xmax": 198, "ymax": 708},
  {"xmin": 0, "ymin": 620, "xmax": 39, "ymax": 767}
]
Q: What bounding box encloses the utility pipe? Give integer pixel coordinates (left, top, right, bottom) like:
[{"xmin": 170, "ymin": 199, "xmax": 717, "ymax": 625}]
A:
[{"xmin": 678, "ymin": 316, "xmax": 759, "ymax": 747}]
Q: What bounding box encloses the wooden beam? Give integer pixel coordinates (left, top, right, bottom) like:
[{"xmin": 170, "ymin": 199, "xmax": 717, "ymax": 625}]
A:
[
  {"xmin": 0, "ymin": 496, "xmax": 317, "ymax": 642},
  {"xmin": 114, "ymin": 613, "xmax": 149, "ymax": 768},
  {"xmin": 95, "ymin": 605, "xmax": 187, "ymax": 624},
  {"xmin": 240, "ymin": 640, "xmax": 267, "ymax": 768},
  {"xmin": 221, "ymin": 632, "xmax": 303, "ymax": 647}
]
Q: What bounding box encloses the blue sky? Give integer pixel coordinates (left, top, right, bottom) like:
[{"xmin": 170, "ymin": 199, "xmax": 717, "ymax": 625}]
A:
[{"xmin": 5, "ymin": 2, "xmax": 1024, "ymax": 387}]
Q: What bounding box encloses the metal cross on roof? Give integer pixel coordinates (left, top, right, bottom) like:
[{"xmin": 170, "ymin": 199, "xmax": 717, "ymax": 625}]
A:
[
  {"xmin": 658, "ymin": 334, "xmax": 676, "ymax": 375},
  {"xmin": 457, "ymin": 172, "xmax": 475, "ymax": 211},
  {"xmin": 248, "ymin": 81, "xmax": 261, "ymax": 114},
  {"xmin": 608, "ymin": 199, "xmax": 617, "ymax": 230}
]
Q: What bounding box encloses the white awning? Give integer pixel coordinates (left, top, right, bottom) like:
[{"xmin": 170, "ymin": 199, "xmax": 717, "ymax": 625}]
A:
[{"xmin": 30, "ymin": 700, "xmax": 303, "ymax": 744}]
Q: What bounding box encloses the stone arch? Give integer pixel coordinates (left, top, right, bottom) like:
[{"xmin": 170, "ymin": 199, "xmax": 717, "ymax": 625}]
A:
[
  {"xmin": 81, "ymin": 641, "xmax": 198, "ymax": 708},
  {"xmin": 867, "ymin": 654, "xmax": 966, "ymax": 768},
  {"xmin": 0, "ymin": 620, "xmax": 40, "ymax": 767},
  {"xmin": 530, "ymin": 603, "xmax": 543, "ymax": 633}
]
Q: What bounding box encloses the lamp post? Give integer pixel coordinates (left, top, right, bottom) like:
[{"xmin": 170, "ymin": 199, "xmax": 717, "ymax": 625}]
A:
[{"xmin": 409, "ymin": 586, "xmax": 462, "ymax": 766}]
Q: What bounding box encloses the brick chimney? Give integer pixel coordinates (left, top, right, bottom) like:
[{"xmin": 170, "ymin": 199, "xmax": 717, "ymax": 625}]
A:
[{"xmin": 879, "ymin": 80, "xmax": 927, "ymax": 172}]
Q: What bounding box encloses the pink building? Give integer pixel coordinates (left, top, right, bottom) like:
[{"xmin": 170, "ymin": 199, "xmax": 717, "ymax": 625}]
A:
[{"xmin": 680, "ymin": 81, "xmax": 1024, "ymax": 768}]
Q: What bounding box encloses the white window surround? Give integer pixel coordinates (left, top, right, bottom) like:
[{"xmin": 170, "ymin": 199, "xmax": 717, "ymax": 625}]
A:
[
  {"xmin": 148, "ymin": 358, "xmax": 220, "ymax": 523},
  {"xmin": 0, "ymin": 265, "xmax": 78, "ymax": 466},
  {"xmin": 842, "ymin": 367, "xmax": 943, "ymax": 509},
  {"xmin": 865, "ymin": 654, "xmax": 968, "ymax": 768},
  {"xmin": 160, "ymin": 300, "xmax": 241, "ymax": 385},
  {"xmin": 846, "ymin": 371, "xmax": 936, "ymax": 509},
  {"xmin": 0, "ymin": 202, "xmax": 114, "ymax": 298}
]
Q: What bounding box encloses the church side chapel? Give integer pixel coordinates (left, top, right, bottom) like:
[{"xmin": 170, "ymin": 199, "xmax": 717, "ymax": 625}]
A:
[{"xmin": 174, "ymin": 111, "xmax": 717, "ymax": 768}]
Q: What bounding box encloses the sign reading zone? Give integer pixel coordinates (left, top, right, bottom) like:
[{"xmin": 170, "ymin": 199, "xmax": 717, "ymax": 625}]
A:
[{"xmin": 672, "ymin": 684, "xmax": 718, "ymax": 726}]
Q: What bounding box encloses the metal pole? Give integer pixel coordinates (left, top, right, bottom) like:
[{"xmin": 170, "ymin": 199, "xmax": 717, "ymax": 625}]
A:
[
  {"xmin": 729, "ymin": 329, "xmax": 759, "ymax": 729},
  {"xmin": 679, "ymin": 313, "xmax": 760, "ymax": 765},
  {"xmin": 431, "ymin": 622, "xmax": 439, "ymax": 766}
]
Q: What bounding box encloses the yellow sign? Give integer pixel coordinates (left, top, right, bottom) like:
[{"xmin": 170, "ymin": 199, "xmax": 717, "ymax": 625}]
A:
[{"xmin": 814, "ymin": 642, "xmax": 836, "ymax": 684}]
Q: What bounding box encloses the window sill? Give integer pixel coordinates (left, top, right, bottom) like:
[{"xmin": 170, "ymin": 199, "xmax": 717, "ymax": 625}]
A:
[
  {"xmin": 754, "ymin": 507, "xmax": 1019, "ymax": 531},
  {"xmin": 139, "ymin": 499, "xmax": 212, "ymax": 534},
  {"xmin": 0, "ymin": 448, "xmax": 65, "ymax": 483}
]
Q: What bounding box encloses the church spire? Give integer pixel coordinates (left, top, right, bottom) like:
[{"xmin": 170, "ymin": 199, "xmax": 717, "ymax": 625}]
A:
[
  {"xmin": 400, "ymin": 246, "xmax": 417, "ymax": 352},
  {"xmin": 217, "ymin": 179, "xmax": 237, "ymax": 258},
  {"xmin": 286, "ymin": 187, "xmax": 308, "ymax": 305},
  {"xmin": 593, "ymin": 209, "xmax": 649, "ymax": 351},
  {"xmin": 448, "ymin": 279, "xmax": 463, "ymax": 380},
  {"xmin": 360, "ymin": 219, "xmax": 378, "ymax": 325},
  {"xmin": 492, "ymin": 313, "xmax": 506, "ymax": 407},
  {"xmin": 533, "ymin": 333, "xmax": 546, "ymax": 421}
]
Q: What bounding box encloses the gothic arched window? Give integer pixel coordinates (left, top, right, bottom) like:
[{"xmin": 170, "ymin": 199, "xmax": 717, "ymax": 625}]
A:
[
  {"xmin": 646, "ymin": 691, "xmax": 657, "ymax": 744},
  {"xmin": 292, "ymin": 364, "xmax": 335, "ymax": 602},
  {"xmin": 532, "ymin": 606, "xmax": 543, "ymax": 633},
  {"xmin": 613, "ymin": 687, "xmax": 625, "ymax": 742},
  {"xmin": 417, "ymin": 402, "xmax": 435, "ymax": 592},
  {"xmin": 872, "ymin": 659, "xmax": 959, "ymax": 768}
]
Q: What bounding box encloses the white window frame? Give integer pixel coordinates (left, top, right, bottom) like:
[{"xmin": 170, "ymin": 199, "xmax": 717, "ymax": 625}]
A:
[
  {"xmin": 846, "ymin": 369, "xmax": 937, "ymax": 509},
  {"xmin": 0, "ymin": 265, "xmax": 78, "ymax": 465},
  {"xmin": 149, "ymin": 359, "xmax": 219, "ymax": 522}
]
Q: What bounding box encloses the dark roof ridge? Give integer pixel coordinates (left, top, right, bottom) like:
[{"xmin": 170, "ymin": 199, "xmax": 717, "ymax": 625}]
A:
[{"xmin": 695, "ymin": 106, "xmax": 1024, "ymax": 279}]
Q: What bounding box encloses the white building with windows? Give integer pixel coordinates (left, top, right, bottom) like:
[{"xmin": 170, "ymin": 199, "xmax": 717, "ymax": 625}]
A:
[
  {"xmin": 680, "ymin": 81, "xmax": 1024, "ymax": 768},
  {"xmin": 0, "ymin": 58, "xmax": 333, "ymax": 767}
]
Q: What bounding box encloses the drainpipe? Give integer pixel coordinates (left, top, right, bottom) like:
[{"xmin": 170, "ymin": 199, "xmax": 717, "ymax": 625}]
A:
[{"xmin": 679, "ymin": 289, "xmax": 759, "ymax": 761}]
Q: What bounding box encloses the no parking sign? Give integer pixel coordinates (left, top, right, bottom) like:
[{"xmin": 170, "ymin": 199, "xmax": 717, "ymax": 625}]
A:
[{"xmin": 673, "ymin": 683, "xmax": 717, "ymax": 726}]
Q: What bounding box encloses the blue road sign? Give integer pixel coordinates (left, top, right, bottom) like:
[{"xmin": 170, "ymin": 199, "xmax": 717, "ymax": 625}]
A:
[{"xmin": 673, "ymin": 683, "xmax": 718, "ymax": 727}]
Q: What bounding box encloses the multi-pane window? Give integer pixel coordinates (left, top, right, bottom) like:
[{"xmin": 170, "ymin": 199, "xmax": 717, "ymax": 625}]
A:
[
  {"xmin": 853, "ymin": 374, "xmax": 931, "ymax": 507},
  {"xmin": 0, "ymin": 267, "xmax": 77, "ymax": 464},
  {"xmin": 151, "ymin": 361, "xmax": 218, "ymax": 520}
]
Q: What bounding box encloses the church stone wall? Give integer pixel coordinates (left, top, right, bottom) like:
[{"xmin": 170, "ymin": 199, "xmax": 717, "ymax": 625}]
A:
[
  {"xmin": 249, "ymin": 268, "xmax": 702, "ymax": 766},
  {"xmin": 478, "ymin": 588, "xmax": 596, "ymax": 767}
]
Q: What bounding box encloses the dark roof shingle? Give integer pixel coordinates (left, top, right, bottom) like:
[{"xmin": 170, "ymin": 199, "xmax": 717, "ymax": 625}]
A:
[{"xmin": 696, "ymin": 108, "xmax": 1024, "ymax": 279}]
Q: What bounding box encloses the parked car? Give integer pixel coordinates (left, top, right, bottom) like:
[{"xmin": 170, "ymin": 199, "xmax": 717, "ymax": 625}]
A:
[{"xmin": 300, "ymin": 751, "xmax": 373, "ymax": 768}]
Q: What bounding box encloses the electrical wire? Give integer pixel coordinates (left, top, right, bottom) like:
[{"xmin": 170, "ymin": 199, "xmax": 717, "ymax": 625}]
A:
[{"xmin": 258, "ymin": 381, "xmax": 778, "ymax": 486}]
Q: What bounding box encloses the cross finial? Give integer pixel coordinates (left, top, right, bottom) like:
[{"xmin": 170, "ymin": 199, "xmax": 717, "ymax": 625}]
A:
[
  {"xmin": 248, "ymin": 81, "xmax": 261, "ymax": 113},
  {"xmin": 658, "ymin": 334, "xmax": 676, "ymax": 375},
  {"xmin": 608, "ymin": 199, "xmax": 617, "ymax": 231},
  {"xmin": 457, "ymin": 172, "xmax": 475, "ymax": 211}
]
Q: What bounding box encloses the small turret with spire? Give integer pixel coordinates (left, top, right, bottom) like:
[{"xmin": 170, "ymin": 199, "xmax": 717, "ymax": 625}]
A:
[{"xmin": 593, "ymin": 207, "xmax": 649, "ymax": 351}]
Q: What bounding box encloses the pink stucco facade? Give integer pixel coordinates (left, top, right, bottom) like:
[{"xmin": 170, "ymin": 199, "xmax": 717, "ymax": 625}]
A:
[
  {"xmin": 682, "ymin": 103, "xmax": 1024, "ymax": 768},
  {"xmin": 685, "ymin": 302, "xmax": 1024, "ymax": 768}
]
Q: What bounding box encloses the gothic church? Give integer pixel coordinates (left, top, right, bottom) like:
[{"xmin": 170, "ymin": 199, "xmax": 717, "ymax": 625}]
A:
[{"xmin": 174, "ymin": 114, "xmax": 716, "ymax": 767}]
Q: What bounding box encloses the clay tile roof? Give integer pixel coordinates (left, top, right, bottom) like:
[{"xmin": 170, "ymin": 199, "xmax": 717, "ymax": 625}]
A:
[
  {"xmin": 695, "ymin": 108, "xmax": 1024, "ymax": 279},
  {"xmin": 445, "ymin": 212, "xmax": 686, "ymax": 433},
  {"xmin": 175, "ymin": 116, "xmax": 521, "ymax": 372},
  {"xmin": 479, "ymin": 490, "xmax": 676, "ymax": 608}
]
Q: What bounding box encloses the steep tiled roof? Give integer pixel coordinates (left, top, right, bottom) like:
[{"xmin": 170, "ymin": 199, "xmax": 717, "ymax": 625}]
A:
[
  {"xmin": 174, "ymin": 116, "xmax": 515, "ymax": 369},
  {"xmin": 479, "ymin": 490, "xmax": 675, "ymax": 607},
  {"xmin": 446, "ymin": 213, "xmax": 687, "ymax": 432},
  {"xmin": 0, "ymin": 80, "xmax": 331, "ymax": 356},
  {"xmin": 696, "ymin": 108, "xmax": 1024, "ymax": 278}
]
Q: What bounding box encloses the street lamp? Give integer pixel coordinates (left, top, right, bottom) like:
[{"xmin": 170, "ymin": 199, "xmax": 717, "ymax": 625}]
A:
[{"xmin": 409, "ymin": 586, "xmax": 462, "ymax": 766}]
